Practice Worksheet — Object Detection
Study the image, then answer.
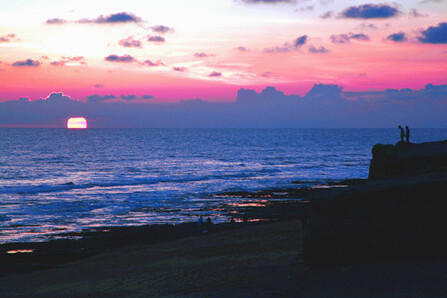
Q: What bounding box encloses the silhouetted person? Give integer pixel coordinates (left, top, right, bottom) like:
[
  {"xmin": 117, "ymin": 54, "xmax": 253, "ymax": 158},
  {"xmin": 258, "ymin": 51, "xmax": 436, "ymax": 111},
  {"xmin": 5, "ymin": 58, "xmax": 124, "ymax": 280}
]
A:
[
  {"xmin": 198, "ymin": 215, "xmax": 203, "ymax": 232},
  {"xmin": 405, "ymin": 126, "xmax": 410, "ymax": 144},
  {"xmin": 398, "ymin": 126, "xmax": 405, "ymax": 143}
]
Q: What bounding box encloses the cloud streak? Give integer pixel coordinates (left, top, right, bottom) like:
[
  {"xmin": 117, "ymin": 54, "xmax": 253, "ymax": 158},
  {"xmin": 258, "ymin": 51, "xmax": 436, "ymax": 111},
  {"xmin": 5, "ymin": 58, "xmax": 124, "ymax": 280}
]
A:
[
  {"xmin": 147, "ymin": 35, "xmax": 165, "ymax": 42},
  {"xmin": 105, "ymin": 55, "xmax": 135, "ymax": 63},
  {"xmin": 12, "ymin": 59, "xmax": 40, "ymax": 67}
]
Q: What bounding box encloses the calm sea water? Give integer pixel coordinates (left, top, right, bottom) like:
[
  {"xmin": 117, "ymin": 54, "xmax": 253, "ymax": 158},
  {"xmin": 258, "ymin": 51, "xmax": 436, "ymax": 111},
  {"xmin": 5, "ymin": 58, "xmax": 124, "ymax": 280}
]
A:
[{"xmin": 1, "ymin": 128, "xmax": 446, "ymax": 243}]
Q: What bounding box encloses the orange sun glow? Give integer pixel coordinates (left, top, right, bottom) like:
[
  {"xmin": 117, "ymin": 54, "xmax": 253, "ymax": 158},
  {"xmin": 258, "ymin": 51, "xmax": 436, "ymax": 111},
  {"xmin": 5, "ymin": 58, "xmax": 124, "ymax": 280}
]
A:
[{"xmin": 67, "ymin": 117, "xmax": 87, "ymax": 129}]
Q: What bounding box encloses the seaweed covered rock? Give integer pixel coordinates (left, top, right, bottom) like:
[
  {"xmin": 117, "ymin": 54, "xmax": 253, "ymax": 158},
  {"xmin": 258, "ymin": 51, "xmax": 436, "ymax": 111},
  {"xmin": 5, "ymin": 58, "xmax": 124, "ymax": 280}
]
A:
[{"xmin": 369, "ymin": 140, "xmax": 447, "ymax": 180}]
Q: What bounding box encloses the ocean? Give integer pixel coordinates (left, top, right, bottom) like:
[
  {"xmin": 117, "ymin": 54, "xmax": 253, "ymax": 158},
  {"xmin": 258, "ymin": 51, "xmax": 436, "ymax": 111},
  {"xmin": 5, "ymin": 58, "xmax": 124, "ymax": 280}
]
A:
[{"xmin": 1, "ymin": 128, "xmax": 446, "ymax": 243}]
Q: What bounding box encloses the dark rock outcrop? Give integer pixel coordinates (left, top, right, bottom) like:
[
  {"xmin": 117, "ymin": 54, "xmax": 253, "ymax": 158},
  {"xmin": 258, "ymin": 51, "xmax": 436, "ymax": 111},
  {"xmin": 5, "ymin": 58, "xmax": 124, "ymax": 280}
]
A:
[
  {"xmin": 303, "ymin": 140, "xmax": 447, "ymax": 267},
  {"xmin": 369, "ymin": 140, "xmax": 447, "ymax": 180}
]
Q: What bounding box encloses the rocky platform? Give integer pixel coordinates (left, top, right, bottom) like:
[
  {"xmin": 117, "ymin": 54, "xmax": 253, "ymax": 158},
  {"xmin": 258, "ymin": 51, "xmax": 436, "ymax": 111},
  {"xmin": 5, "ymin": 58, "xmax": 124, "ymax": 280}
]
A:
[{"xmin": 303, "ymin": 140, "xmax": 447, "ymax": 267}]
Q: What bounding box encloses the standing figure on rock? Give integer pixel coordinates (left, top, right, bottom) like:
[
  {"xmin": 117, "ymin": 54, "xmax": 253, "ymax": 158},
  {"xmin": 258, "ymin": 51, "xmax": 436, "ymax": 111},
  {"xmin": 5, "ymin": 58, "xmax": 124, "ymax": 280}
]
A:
[
  {"xmin": 405, "ymin": 126, "xmax": 410, "ymax": 144},
  {"xmin": 398, "ymin": 126, "xmax": 405, "ymax": 143}
]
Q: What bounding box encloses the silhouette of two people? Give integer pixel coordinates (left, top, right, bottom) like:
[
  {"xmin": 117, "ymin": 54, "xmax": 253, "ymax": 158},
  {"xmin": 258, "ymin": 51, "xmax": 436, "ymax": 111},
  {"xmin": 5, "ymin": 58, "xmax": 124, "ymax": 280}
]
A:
[{"xmin": 398, "ymin": 125, "xmax": 410, "ymax": 145}]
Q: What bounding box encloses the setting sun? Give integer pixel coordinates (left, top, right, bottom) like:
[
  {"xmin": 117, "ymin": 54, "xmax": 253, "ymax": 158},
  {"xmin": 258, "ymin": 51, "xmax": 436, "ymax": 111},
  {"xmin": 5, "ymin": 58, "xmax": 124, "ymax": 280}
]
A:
[{"xmin": 67, "ymin": 117, "xmax": 87, "ymax": 129}]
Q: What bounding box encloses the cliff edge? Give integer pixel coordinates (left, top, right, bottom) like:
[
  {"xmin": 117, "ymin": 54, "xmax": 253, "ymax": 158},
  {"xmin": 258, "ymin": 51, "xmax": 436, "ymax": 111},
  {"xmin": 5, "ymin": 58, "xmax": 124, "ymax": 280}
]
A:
[
  {"xmin": 369, "ymin": 140, "xmax": 447, "ymax": 180},
  {"xmin": 303, "ymin": 140, "xmax": 447, "ymax": 267}
]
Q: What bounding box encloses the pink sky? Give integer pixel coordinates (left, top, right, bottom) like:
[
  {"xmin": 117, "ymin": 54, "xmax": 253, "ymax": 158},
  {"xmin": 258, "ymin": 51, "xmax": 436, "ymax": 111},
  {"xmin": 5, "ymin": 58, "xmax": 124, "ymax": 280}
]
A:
[{"xmin": 0, "ymin": 0, "xmax": 446, "ymax": 102}]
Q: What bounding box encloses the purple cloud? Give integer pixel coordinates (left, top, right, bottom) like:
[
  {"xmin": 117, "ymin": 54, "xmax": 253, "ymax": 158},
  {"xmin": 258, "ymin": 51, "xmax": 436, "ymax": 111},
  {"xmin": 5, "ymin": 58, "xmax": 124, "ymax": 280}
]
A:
[
  {"xmin": 144, "ymin": 60, "xmax": 164, "ymax": 67},
  {"xmin": 209, "ymin": 71, "xmax": 222, "ymax": 77},
  {"xmin": 194, "ymin": 52, "xmax": 214, "ymax": 58},
  {"xmin": 418, "ymin": 22, "xmax": 447, "ymax": 44},
  {"xmin": 409, "ymin": 9, "xmax": 428, "ymax": 17},
  {"xmin": 119, "ymin": 36, "xmax": 142, "ymax": 48},
  {"xmin": 387, "ymin": 32, "xmax": 408, "ymax": 42},
  {"xmin": 147, "ymin": 35, "xmax": 165, "ymax": 42},
  {"xmin": 355, "ymin": 23, "xmax": 379, "ymax": 30},
  {"xmin": 105, "ymin": 55, "xmax": 135, "ymax": 63},
  {"xmin": 294, "ymin": 35, "xmax": 308, "ymax": 47},
  {"xmin": 331, "ymin": 32, "xmax": 370, "ymax": 44},
  {"xmin": 12, "ymin": 59, "xmax": 40, "ymax": 67},
  {"xmin": 341, "ymin": 4, "xmax": 400, "ymax": 19},
  {"xmin": 0, "ymin": 33, "xmax": 16, "ymax": 42},
  {"xmin": 86, "ymin": 94, "xmax": 116, "ymax": 103},
  {"xmin": 241, "ymin": 0, "xmax": 296, "ymax": 3},
  {"xmin": 93, "ymin": 84, "xmax": 104, "ymax": 88},
  {"xmin": 264, "ymin": 35, "xmax": 309, "ymax": 53},
  {"xmin": 45, "ymin": 18, "xmax": 67, "ymax": 25},
  {"xmin": 78, "ymin": 12, "xmax": 141, "ymax": 24},
  {"xmin": 320, "ymin": 11, "xmax": 334, "ymax": 19},
  {"xmin": 121, "ymin": 94, "xmax": 138, "ymax": 101},
  {"xmin": 142, "ymin": 95, "xmax": 155, "ymax": 99},
  {"xmin": 173, "ymin": 67, "xmax": 186, "ymax": 72},
  {"xmin": 235, "ymin": 46, "xmax": 248, "ymax": 52},
  {"xmin": 309, "ymin": 45, "xmax": 330, "ymax": 54},
  {"xmin": 151, "ymin": 25, "xmax": 174, "ymax": 33}
]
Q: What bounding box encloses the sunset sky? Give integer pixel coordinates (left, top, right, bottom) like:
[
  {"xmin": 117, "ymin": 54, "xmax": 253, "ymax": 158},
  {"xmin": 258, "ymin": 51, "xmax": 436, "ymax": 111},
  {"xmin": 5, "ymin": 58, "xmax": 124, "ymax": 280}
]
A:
[
  {"xmin": 0, "ymin": 1, "xmax": 447, "ymax": 127},
  {"xmin": 1, "ymin": 0, "xmax": 446, "ymax": 102}
]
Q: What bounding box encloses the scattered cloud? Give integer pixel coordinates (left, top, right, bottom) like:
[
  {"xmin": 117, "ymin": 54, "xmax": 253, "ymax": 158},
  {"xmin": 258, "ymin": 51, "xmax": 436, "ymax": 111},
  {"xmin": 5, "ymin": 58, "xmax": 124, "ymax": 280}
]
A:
[
  {"xmin": 118, "ymin": 36, "xmax": 142, "ymax": 48},
  {"xmin": 79, "ymin": 12, "xmax": 142, "ymax": 24},
  {"xmin": 147, "ymin": 35, "xmax": 165, "ymax": 42},
  {"xmin": 409, "ymin": 8, "xmax": 428, "ymax": 17},
  {"xmin": 386, "ymin": 32, "xmax": 408, "ymax": 42},
  {"xmin": 235, "ymin": 46, "xmax": 248, "ymax": 52},
  {"xmin": 355, "ymin": 23, "xmax": 378, "ymax": 30},
  {"xmin": 93, "ymin": 84, "xmax": 104, "ymax": 88},
  {"xmin": 142, "ymin": 95, "xmax": 155, "ymax": 99},
  {"xmin": 0, "ymin": 33, "xmax": 17, "ymax": 42},
  {"xmin": 340, "ymin": 4, "xmax": 400, "ymax": 19},
  {"xmin": 320, "ymin": 11, "xmax": 334, "ymax": 19},
  {"xmin": 309, "ymin": 45, "xmax": 330, "ymax": 54},
  {"xmin": 330, "ymin": 32, "xmax": 370, "ymax": 44},
  {"xmin": 105, "ymin": 54, "xmax": 135, "ymax": 63},
  {"xmin": 144, "ymin": 60, "xmax": 164, "ymax": 67},
  {"xmin": 194, "ymin": 52, "xmax": 214, "ymax": 58},
  {"xmin": 86, "ymin": 94, "xmax": 116, "ymax": 103},
  {"xmin": 151, "ymin": 25, "xmax": 174, "ymax": 33},
  {"xmin": 294, "ymin": 35, "xmax": 308, "ymax": 47},
  {"xmin": 418, "ymin": 22, "xmax": 447, "ymax": 44},
  {"xmin": 209, "ymin": 71, "xmax": 222, "ymax": 77},
  {"xmin": 261, "ymin": 71, "xmax": 272, "ymax": 77},
  {"xmin": 296, "ymin": 5, "xmax": 314, "ymax": 12},
  {"xmin": 420, "ymin": 0, "xmax": 444, "ymax": 3},
  {"xmin": 264, "ymin": 35, "xmax": 308, "ymax": 53},
  {"xmin": 45, "ymin": 18, "xmax": 67, "ymax": 25},
  {"xmin": 12, "ymin": 59, "xmax": 40, "ymax": 67},
  {"xmin": 173, "ymin": 67, "xmax": 186, "ymax": 72},
  {"xmin": 121, "ymin": 94, "xmax": 138, "ymax": 101},
  {"xmin": 50, "ymin": 56, "xmax": 86, "ymax": 66},
  {"xmin": 240, "ymin": 0, "xmax": 296, "ymax": 3}
]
